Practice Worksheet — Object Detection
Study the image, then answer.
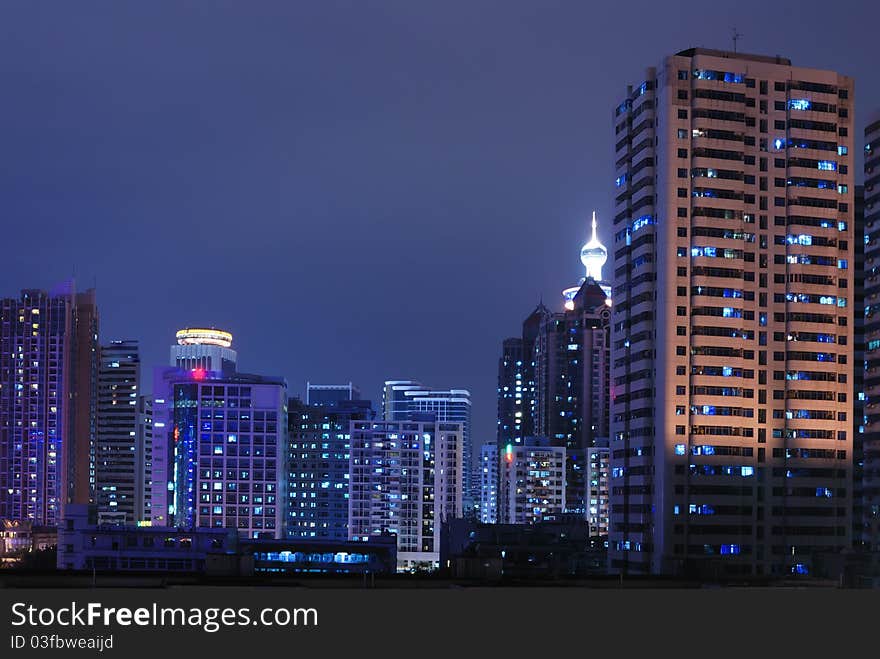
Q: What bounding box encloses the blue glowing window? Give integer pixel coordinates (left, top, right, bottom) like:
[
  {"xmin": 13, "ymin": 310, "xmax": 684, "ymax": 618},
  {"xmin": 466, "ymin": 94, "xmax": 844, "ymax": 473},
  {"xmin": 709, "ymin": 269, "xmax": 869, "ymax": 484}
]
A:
[
  {"xmin": 773, "ymin": 138, "xmax": 786, "ymax": 150},
  {"xmin": 720, "ymin": 544, "xmax": 741, "ymax": 555},
  {"xmin": 788, "ymin": 99, "xmax": 811, "ymax": 111},
  {"xmin": 741, "ymin": 466, "xmax": 754, "ymax": 477},
  {"xmin": 632, "ymin": 214, "xmax": 654, "ymax": 232},
  {"xmin": 817, "ymin": 160, "xmax": 837, "ymax": 171},
  {"xmin": 674, "ymin": 444, "xmax": 686, "ymax": 455},
  {"xmin": 838, "ymin": 145, "xmax": 848, "ymax": 155}
]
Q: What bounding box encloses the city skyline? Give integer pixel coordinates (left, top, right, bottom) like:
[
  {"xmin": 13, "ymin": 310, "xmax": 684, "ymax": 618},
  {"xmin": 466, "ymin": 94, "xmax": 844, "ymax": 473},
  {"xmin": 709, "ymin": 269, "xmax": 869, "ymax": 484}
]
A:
[{"xmin": 2, "ymin": 3, "xmax": 879, "ymax": 450}]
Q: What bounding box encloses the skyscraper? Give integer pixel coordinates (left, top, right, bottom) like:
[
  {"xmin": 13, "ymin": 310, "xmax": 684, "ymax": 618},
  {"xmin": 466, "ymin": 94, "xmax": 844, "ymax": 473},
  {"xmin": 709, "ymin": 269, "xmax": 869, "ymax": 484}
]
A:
[
  {"xmin": 862, "ymin": 111, "xmax": 880, "ymax": 549},
  {"xmin": 382, "ymin": 381, "xmax": 472, "ymax": 516},
  {"xmin": 150, "ymin": 328, "xmax": 287, "ymax": 538},
  {"xmin": 611, "ymin": 49, "xmax": 855, "ymax": 576},
  {"xmin": 0, "ymin": 283, "xmax": 97, "ymax": 527},
  {"xmin": 287, "ymin": 395, "xmax": 374, "ymax": 540},
  {"xmin": 854, "ymin": 184, "xmax": 866, "ymax": 548},
  {"xmin": 535, "ymin": 280, "xmax": 611, "ymax": 515},
  {"xmin": 95, "ymin": 340, "xmax": 140, "ymax": 525},
  {"xmin": 348, "ymin": 417, "xmax": 462, "ymax": 571},
  {"xmin": 496, "ymin": 305, "xmax": 549, "ymax": 451},
  {"xmin": 135, "ymin": 395, "xmax": 153, "ymax": 524},
  {"xmin": 479, "ymin": 441, "xmax": 498, "ymax": 524},
  {"xmin": 69, "ymin": 287, "xmax": 99, "ymax": 510},
  {"xmin": 497, "ymin": 218, "xmax": 612, "ymax": 521},
  {"xmin": 497, "ymin": 338, "xmax": 527, "ymax": 449}
]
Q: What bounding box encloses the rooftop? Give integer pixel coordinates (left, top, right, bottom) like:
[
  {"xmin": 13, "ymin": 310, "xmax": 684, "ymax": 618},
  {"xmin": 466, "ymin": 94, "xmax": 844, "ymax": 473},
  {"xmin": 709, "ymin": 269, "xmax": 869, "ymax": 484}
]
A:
[{"xmin": 676, "ymin": 47, "xmax": 792, "ymax": 66}]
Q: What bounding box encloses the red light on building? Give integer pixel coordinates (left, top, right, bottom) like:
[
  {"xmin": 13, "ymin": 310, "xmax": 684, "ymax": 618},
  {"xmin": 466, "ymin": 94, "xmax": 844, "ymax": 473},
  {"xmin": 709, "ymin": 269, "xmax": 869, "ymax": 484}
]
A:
[{"xmin": 191, "ymin": 368, "xmax": 206, "ymax": 380}]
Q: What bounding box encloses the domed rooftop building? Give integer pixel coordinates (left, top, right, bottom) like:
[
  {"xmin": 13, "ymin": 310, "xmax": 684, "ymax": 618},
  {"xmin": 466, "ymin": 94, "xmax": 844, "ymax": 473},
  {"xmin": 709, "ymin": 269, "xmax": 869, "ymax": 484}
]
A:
[{"xmin": 563, "ymin": 211, "xmax": 611, "ymax": 309}]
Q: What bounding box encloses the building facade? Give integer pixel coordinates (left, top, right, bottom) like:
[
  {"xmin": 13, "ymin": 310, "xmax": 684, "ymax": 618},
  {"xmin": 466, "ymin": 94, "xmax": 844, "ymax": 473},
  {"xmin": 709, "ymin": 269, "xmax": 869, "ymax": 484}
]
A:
[
  {"xmin": 479, "ymin": 442, "xmax": 498, "ymax": 524},
  {"xmin": 383, "ymin": 381, "xmax": 473, "ymax": 516},
  {"xmin": 348, "ymin": 418, "xmax": 463, "ymax": 570},
  {"xmin": 536, "ymin": 280, "xmax": 611, "ymax": 515},
  {"xmin": 863, "ymin": 112, "xmax": 880, "ymax": 549},
  {"xmin": 611, "ymin": 49, "xmax": 855, "ymax": 576},
  {"xmin": 95, "ymin": 340, "xmax": 140, "ymax": 525},
  {"xmin": 287, "ymin": 396, "xmax": 374, "ymax": 541},
  {"xmin": 150, "ymin": 328, "xmax": 287, "ymax": 539},
  {"xmin": 587, "ymin": 445, "xmax": 611, "ymax": 539},
  {"xmin": 0, "ymin": 283, "xmax": 97, "ymax": 527},
  {"xmin": 136, "ymin": 395, "xmax": 153, "ymax": 523},
  {"xmin": 498, "ymin": 439, "xmax": 566, "ymax": 525}
]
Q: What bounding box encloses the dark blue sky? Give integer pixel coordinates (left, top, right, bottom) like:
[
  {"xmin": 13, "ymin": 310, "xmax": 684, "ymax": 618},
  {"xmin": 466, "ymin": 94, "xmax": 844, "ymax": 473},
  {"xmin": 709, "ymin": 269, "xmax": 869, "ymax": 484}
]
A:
[{"xmin": 1, "ymin": 1, "xmax": 877, "ymax": 449}]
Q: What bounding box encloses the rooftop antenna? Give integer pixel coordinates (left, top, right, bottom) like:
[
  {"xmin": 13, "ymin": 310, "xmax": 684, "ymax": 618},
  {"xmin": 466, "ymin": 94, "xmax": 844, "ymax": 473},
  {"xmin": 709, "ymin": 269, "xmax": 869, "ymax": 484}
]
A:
[{"xmin": 732, "ymin": 27, "xmax": 743, "ymax": 54}]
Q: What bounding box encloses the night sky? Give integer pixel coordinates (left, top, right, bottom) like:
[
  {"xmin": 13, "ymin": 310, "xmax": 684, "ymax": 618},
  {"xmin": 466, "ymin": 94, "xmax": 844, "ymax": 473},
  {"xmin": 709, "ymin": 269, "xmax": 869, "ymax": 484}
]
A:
[{"xmin": 1, "ymin": 1, "xmax": 878, "ymax": 452}]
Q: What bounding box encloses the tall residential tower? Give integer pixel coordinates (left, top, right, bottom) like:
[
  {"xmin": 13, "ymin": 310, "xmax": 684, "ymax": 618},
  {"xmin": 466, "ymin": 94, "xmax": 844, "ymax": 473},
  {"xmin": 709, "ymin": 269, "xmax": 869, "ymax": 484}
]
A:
[
  {"xmin": 862, "ymin": 111, "xmax": 880, "ymax": 549},
  {"xmin": 95, "ymin": 340, "xmax": 140, "ymax": 525},
  {"xmin": 611, "ymin": 49, "xmax": 855, "ymax": 576},
  {"xmin": 0, "ymin": 283, "xmax": 97, "ymax": 527}
]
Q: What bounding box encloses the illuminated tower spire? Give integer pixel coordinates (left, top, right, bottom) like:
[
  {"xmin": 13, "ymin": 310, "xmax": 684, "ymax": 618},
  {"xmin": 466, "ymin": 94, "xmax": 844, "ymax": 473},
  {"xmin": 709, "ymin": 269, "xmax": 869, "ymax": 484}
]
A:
[{"xmin": 580, "ymin": 211, "xmax": 608, "ymax": 282}]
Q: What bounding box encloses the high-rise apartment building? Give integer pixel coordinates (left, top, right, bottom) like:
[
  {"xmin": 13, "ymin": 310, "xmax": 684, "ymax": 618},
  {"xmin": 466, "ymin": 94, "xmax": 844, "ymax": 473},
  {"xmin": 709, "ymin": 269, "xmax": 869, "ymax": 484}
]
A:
[
  {"xmin": 382, "ymin": 381, "xmax": 473, "ymax": 515},
  {"xmin": 611, "ymin": 49, "xmax": 855, "ymax": 576},
  {"xmin": 348, "ymin": 418, "xmax": 463, "ymax": 571},
  {"xmin": 136, "ymin": 395, "xmax": 153, "ymax": 523},
  {"xmin": 497, "ymin": 338, "xmax": 527, "ymax": 449},
  {"xmin": 496, "ymin": 305, "xmax": 550, "ymax": 453},
  {"xmin": 498, "ymin": 439, "xmax": 566, "ymax": 525},
  {"xmin": 587, "ymin": 444, "xmax": 611, "ymax": 539},
  {"xmin": 150, "ymin": 328, "xmax": 287, "ymax": 539},
  {"xmin": 0, "ymin": 283, "xmax": 97, "ymax": 527},
  {"xmin": 479, "ymin": 442, "xmax": 498, "ymax": 524},
  {"xmin": 854, "ymin": 184, "xmax": 866, "ymax": 547},
  {"xmin": 862, "ymin": 112, "xmax": 880, "ymax": 549},
  {"xmin": 536, "ymin": 280, "xmax": 611, "ymax": 515},
  {"xmin": 69, "ymin": 287, "xmax": 98, "ymax": 510},
  {"xmin": 95, "ymin": 340, "xmax": 140, "ymax": 525},
  {"xmin": 287, "ymin": 395, "xmax": 374, "ymax": 540}
]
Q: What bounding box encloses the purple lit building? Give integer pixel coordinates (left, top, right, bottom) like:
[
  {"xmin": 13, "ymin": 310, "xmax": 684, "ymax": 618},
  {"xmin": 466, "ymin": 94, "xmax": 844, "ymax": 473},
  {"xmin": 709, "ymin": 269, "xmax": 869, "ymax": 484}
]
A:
[{"xmin": 150, "ymin": 328, "xmax": 287, "ymax": 539}]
